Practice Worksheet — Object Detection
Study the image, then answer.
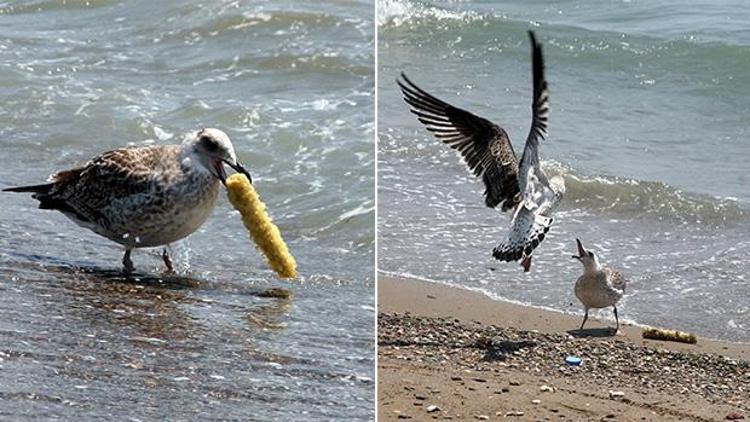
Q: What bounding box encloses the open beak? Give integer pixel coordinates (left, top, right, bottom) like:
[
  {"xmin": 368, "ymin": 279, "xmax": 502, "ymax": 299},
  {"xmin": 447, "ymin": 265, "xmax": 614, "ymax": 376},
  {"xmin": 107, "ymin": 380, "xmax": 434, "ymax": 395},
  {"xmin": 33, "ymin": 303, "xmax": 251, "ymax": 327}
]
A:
[
  {"xmin": 572, "ymin": 238, "xmax": 586, "ymax": 260},
  {"xmin": 226, "ymin": 160, "xmax": 252, "ymax": 184},
  {"xmin": 215, "ymin": 159, "xmax": 253, "ymax": 186}
]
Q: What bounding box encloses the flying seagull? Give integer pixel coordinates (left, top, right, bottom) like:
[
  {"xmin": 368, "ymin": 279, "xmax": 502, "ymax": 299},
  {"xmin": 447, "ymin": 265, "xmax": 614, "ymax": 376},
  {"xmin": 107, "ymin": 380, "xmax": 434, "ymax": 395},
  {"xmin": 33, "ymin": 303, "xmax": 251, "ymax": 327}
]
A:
[
  {"xmin": 397, "ymin": 31, "xmax": 565, "ymax": 272},
  {"xmin": 572, "ymin": 239, "xmax": 626, "ymax": 333},
  {"xmin": 3, "ymin": 128, "xmax": 252, "ymax": 273}
]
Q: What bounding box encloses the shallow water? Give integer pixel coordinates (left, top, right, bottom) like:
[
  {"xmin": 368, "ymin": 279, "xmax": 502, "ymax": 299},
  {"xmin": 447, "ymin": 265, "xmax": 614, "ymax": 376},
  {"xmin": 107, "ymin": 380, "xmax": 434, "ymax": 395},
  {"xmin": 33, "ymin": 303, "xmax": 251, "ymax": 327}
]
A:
[
  {"xmin": 378, "ymin": 0, "xmax": 749, "ymax": 342},
  {"xmin": 0, "ymin": 0, "xmax": 374, "ymax": 419}
]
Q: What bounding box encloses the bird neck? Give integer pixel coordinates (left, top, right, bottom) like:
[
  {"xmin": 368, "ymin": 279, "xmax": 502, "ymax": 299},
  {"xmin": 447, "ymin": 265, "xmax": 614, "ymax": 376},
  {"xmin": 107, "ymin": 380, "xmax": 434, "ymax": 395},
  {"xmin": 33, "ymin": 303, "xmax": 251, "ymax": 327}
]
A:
[
  {"xmin": 179, "ymin": 146, "xmax": 213, "ymax": 178},
  {"xmin": 583, "ymin": 259, "xmax": 601, "ymax": 274}
]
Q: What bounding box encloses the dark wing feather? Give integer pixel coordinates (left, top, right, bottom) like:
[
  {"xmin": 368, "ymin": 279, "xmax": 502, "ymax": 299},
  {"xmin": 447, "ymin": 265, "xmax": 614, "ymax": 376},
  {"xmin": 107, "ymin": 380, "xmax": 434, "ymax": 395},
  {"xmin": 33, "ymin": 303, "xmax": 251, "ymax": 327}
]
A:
[
  {"xmin": 397, "ymin": 73, "xmax": 521, "ymax": 211},
  {"xmin": 518, "ymin": 31, "xmax": 550, "ymax": 194},
  {"xmin": 527, "ymin": 31, "xmax": 549, "ymax": 143}
]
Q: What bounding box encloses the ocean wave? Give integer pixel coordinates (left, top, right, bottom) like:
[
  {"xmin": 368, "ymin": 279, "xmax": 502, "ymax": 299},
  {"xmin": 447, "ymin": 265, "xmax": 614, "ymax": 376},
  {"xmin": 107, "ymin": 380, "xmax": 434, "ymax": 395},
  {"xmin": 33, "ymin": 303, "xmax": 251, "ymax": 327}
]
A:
[
  {"xmin": 157, "ymin": 9, "xmax": 353, "ymax": 40},
  {"xmin": 381, "ymin": 151, "xmax": 747, "ymax": 226},
  {"xmin": 378, "ymin": 0, "xmax": 485, "ymax": 28},
  {"xmin": 0, "ymin": 0, "xmax": 114, "ymax": 15},
  {"xmin": 544, "ymin": 161, "xmax": 748, "ymax": 225}
]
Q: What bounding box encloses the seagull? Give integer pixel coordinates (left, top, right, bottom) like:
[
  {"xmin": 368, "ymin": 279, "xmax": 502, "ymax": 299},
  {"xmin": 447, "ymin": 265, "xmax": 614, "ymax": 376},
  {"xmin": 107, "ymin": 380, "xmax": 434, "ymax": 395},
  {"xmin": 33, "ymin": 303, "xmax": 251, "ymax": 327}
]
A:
[
  {"xmin": 397, "ymin": 31, "xmax": 565, "ymax": 272},
  {"xmin": 3, "ymin": 128, "xmax": 252, "ymax": 273},
  {"xmin": 572, "ymin": 239, "xmax": 627, "ymax": 333}
]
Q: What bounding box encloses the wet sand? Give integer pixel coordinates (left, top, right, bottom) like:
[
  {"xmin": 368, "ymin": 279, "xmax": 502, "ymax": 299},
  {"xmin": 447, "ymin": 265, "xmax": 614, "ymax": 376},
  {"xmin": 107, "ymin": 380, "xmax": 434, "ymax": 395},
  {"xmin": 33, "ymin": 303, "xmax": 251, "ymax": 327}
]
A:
[{"xmin": 378, "ymin": 276, "xmax": 749, "ymax": 421}]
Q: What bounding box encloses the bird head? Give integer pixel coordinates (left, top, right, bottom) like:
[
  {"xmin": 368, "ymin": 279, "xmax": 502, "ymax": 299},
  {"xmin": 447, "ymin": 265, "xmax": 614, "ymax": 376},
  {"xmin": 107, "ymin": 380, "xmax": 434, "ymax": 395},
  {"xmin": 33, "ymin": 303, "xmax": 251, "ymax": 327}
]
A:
[
  {"xmin": 572, "ymin": 238, "xmax": 599, "ymax": 271},
  {"xmin": 188, "ymin": 128, "xmax": 252, "ymax": 185}
]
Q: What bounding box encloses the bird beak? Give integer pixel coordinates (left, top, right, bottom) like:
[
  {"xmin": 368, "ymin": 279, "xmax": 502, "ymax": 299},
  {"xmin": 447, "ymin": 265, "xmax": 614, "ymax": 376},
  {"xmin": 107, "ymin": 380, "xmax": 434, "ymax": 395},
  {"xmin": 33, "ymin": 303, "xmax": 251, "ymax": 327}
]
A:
[
  {"xmin": 223, "ymin": 159, "xmax": 252, "ymax": 184},
  {"xmin": 573, "ymin": 238, "xmax": 586, "ymax": 260},
  {"xmin": 213, "ymin": 159, "xmax": 228, "ymax": 185}
]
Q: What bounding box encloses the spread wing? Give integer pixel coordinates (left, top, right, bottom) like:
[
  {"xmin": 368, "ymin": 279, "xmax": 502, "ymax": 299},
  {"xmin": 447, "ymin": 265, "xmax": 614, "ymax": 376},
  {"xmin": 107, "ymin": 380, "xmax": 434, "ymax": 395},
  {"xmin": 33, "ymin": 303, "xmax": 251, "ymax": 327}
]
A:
[
  {"xmin": 397, "ymin": 73, "xmax": 521, "ymax": 211},
  {"xmin": 517, "ymin": 31, "xmax": 551, "ymax": 196}
]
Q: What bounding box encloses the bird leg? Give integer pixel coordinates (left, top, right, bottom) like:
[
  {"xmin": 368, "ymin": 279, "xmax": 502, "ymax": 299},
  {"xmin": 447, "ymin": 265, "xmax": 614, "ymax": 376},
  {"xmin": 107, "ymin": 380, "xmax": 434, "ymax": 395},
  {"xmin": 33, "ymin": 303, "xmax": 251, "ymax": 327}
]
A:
[
  {"xmin": 613, "ymin": 306, "xmax": 620, "ymax": 334},
  {"xmin": 122, "ymin": 249, "xmax": 134, "ymax": 273},
  {"xmin": 162, "ymin": 247, "xmax": 174, "ymax": 273},
  {"xmin": 520, "ymin": 255, "xmax": 533, "ymax": 272},
  {"xmin": 579, "ymin": 309, "xmax": 589, "ymax": 331}
]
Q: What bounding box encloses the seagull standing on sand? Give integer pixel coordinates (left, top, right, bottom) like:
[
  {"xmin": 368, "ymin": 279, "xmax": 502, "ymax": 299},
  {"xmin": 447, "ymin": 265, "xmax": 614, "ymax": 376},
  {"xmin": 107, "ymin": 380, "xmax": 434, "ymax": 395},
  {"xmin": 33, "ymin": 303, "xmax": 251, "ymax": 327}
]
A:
[
  {"xmin": 572, "ymin": 239, "xmax": 627, "ymax": 333},
  {"xmin": 397, "ymin": 31, "xmax": 565, "ymax": 272},
  {"xmin": 3, "ymin": 128, "xmax": 252, "ymax": 273}
]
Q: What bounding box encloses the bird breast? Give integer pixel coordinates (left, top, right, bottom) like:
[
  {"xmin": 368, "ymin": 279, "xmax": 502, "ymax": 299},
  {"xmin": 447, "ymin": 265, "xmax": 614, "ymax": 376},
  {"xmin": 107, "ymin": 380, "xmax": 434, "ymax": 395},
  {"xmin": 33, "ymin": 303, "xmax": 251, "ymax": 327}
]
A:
[
  {"xmin": 575, "ymin": 271, "xmax": 623, "ymax": 309},
  {"xmin": 91, "ymin": 170, "xmax": 220, "ymax": 248}
]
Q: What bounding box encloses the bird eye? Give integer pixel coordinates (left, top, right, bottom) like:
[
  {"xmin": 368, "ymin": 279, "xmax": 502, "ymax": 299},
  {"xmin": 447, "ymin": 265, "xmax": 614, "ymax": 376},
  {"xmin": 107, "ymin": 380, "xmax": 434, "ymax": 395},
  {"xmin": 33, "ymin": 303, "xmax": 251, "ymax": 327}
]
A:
[{"xmin": 200, "ymin": 136, "xmax": 219, "ymax": 152}]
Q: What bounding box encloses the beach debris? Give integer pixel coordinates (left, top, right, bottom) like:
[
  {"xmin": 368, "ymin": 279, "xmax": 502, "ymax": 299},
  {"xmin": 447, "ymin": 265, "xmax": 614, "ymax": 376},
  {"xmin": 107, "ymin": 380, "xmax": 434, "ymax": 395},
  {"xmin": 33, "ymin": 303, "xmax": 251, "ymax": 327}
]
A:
[
  {"xmin": 475, "ymin": 415, "xmax": 489, "ymax": 420},
  {"xmin": 725, "ymin": 412, "xmax": 745, "ymax": 420},
  {"xmin": 608, "ymin": 390, "xmax": 625, "ymax": 400},
  {"xmin": 426, "ymin": 405, "xmax": 440, "ymax": 413},
  {"xmin": 565, "ymin": 356, "xmax": 582, "ymax": 366},
  {"xmin": 503, "ymin": 411, "xmax": 525, "ymax": 417},
  {"xmin": 379, "ymin": 313, "xmax": 750, "ymax": 413},
  {"xmin": 226, "ymin": 173, "xmax": 298, "ymax": 279},
  {"xmin": 642, "ymin": 327, "xmax": 697, "ymax": 344},
  {"xmin": 531, "ymin": 399, "xmax": 541, "ymax": 404},
  {"xmin": 539, "ymin": 385, "xmax": 554, "ymax": 393}
]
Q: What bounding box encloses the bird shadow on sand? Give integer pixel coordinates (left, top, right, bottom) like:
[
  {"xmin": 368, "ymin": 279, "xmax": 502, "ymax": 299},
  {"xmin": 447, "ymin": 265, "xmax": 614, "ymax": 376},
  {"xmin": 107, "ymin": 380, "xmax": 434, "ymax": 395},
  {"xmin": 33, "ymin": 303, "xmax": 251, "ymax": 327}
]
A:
[
  {"xmin": 567, "ymin": 328, "xmax": 617, "ymax": 338},
  {"xmin": 474, "ymin": 336, "xmax": 537, "ymax": 362}
]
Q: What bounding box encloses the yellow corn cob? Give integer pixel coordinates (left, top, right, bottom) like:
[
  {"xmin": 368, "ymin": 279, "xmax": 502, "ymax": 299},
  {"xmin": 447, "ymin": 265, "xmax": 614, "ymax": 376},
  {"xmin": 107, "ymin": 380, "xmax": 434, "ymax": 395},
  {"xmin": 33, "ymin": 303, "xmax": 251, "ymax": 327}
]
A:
[
  {"xmin": 225, "ymin": 174, "xmax": 298, "ymax": 279},
  {"xmin": 642, "ymin": 327, "xmax": 697, "ymax": 344}
]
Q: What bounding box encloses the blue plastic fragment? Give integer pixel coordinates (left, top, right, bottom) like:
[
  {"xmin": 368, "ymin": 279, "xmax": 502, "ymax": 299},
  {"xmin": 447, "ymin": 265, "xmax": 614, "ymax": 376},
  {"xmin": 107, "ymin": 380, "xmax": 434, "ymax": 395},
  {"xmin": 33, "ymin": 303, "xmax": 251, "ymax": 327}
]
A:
[{"xmin": 565, "ymin": 356, "xmax": 582, "ymax": 366}]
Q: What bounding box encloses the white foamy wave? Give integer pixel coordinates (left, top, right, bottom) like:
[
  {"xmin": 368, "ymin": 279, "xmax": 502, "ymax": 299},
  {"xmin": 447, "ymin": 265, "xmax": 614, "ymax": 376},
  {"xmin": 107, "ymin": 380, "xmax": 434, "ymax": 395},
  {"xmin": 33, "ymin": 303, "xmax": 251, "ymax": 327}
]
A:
[{"xmin": 378, "ymin": 0, "xmax": 482, "ymax": 28}]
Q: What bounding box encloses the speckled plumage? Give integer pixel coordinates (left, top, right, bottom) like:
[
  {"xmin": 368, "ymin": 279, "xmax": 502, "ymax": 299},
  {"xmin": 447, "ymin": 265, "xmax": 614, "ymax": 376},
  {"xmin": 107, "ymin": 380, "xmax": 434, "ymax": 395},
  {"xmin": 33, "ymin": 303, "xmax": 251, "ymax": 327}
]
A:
[
  {"xmin": 4, "ymin": 128, "xmax": 247, "ymax": 272},
  {"xmin": 45, "ymin": 145, "xmax": 220, "ymax": 248},
  {"xmin": 575, "ymin": 267, "xmax": 626, "ymax": 310}
]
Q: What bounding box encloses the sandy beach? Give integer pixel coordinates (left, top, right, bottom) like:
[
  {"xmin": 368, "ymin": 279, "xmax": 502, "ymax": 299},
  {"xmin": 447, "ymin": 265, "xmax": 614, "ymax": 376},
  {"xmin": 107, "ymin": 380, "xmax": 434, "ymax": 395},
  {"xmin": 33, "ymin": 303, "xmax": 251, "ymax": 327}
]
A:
[{"xmin": 378, "ymin": 276, "xmax": 749, "ymax": 421}]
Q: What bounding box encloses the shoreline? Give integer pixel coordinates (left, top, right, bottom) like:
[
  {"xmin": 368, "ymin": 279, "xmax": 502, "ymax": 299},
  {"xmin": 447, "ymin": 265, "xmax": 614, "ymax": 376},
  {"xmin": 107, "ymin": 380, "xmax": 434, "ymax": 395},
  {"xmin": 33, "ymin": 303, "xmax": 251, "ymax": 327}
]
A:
[
  {"xmin": 378, "ymin": 275, "xmax": 749, "ymax": 421},
  {"xmin": 378, "ymin": 275, "xmax": 749, "ymax": 359}
]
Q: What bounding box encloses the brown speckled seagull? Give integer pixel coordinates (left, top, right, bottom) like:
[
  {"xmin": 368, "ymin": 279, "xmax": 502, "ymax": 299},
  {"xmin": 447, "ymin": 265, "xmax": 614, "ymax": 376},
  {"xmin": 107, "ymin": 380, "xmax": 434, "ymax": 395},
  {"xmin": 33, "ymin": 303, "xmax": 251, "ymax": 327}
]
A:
[
  {"xmin": 3, "ymin": 128, "xmax": 252, "ymax": 273},
  {"xmin": 397, "ymin": 31, "xmax": 565, "ymax": 272}
]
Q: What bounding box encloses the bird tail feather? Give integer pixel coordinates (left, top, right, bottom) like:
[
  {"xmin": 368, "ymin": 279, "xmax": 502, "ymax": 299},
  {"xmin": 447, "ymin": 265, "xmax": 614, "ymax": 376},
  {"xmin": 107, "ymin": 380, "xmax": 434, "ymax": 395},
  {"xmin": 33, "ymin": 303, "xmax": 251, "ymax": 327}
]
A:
[
  {"xmin": 492, "ymin": 209, "xmax": 553, "ymax": 262},
  {"xmin": 3, "ymin": 183, "xmax": 53, "ymax": 193}
]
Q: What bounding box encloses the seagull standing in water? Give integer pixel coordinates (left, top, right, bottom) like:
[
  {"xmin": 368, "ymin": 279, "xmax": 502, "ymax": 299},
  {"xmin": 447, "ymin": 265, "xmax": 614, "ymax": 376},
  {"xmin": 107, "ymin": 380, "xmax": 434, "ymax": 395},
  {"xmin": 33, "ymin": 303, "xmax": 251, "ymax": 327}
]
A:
[
  {"xmin": 3, "ymin": 128, "xmax": 252, "ymax": 273},
  {"xmin": 573, "ymin": 239, "xmax": 627, "ymax": 333},
  {"xmin": 397, "ymin": 31, "xmax": 565, "ymax": 272}
]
